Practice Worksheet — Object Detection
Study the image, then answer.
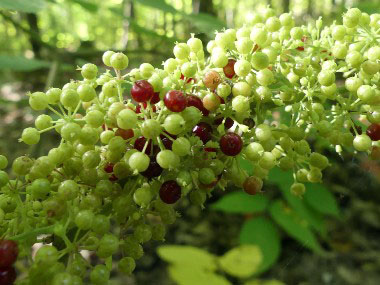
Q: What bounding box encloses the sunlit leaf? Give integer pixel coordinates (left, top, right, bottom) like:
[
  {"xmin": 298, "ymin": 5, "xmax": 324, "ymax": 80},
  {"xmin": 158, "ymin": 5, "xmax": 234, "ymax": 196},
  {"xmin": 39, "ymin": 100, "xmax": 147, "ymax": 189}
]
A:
[
  {"xmin": 168, "ymin": 266, "xmax": 231, "ymax": 285},
  {"xmin": 134, "ymin": 0, "xmax": 178, "ymax": 14},
  {"xmin": 109, "ymin": 8, "xmax": 175, "ymax": 42},
  {"xmin": 239, "ymin": 217, "xmax": 281, "ymax": 273},
  {"xmin": 185, "ymin": 13, "xmax": 226, "ymax": 35},
  {"xmin": 218, "ymin": 245, "xmax": 262, "ymax": 278},
  {"xmin": 157, "ymin": 245, "xmax": 217, "ymax": 270},
  {"xmin": 304, "ymin": 183, "xmax": 339, "ymax": 217},
  {"xmin": 68, "ymin": 0, "xmax": 98, "ymax": 13},
  {"xmin": 0, "ymin": 0, "xmax": 46, "ymax": 13},
  {"xmin": 269, "ymin": 200, "xmax": 323, "ymax": 253},
  {"xmin": 211, "ymin": 191, "xmax": 269, "ymax": 214},
  {"xmin": 0, "ymin": 56, "xmax": 50, "ymax": 71}
]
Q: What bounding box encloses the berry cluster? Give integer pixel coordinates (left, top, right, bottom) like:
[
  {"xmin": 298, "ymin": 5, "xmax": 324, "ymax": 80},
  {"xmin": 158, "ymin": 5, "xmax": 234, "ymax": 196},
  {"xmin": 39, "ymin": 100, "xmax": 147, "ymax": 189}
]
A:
[{"xmin": 0, "ymin": 7, "xmax": 379, "ymax": 284}]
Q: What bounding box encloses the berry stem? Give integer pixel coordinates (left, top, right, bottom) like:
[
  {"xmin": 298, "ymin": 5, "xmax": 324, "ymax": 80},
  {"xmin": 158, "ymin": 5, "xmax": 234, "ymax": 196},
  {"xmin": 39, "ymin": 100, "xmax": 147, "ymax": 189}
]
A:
[
  {"xmin": 47, "ymin": 105, "xmax": 65, "ymax": 119},
  {"xmin": 9, "ymin": 225, "xmax": 55, "ymax": 241}
]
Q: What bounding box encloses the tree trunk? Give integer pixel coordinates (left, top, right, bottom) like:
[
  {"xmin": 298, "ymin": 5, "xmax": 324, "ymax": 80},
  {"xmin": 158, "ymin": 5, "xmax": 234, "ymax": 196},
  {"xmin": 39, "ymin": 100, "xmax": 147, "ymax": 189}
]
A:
[
  {"xmin": 26, "ymin": 13, "xmax": 41, "ymax": 58},
  {"xmin": 121, "ymin": 0, "xmax": 135, "ymax": 50},
  {"xmin": 283, "ymin": 0, "xmax": 290, "ymax": 13},
  {"xmin": 192, "ymin": 0, "xmax": 215, "ymax": 15}
]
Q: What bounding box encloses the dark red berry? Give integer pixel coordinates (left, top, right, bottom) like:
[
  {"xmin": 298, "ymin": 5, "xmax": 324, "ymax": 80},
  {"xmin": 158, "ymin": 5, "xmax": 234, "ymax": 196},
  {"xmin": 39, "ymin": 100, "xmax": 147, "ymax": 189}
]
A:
[
  {"xmin": 187, "ymin": 95, "xmax": 209, "ymax": 116},
  {"xmin": 350, "ymin": 125, "xmax": 362, "ymax": 136},
  {"xmin": 214, "ymin": 117, "xmax": 234, "ymax": 129},
  {"xmin": 104, "ymin": 163, "xmax": 114, "ymax": 173},
  {"xmin": 0, "ymin": 267, "xmax": 16, "ymax": 285},
  {"xmin": 115, "ymin": 128, "xmax": 134, "ymax": 140},
  {"xmin": 134, "ymin": 137, "xmax": 152, "ymax": 154},
  {"xmin": 204, "ymin": 147, "xmax": 217, "ymax": 152},
  {"xmin": 0, "ymin": 240, "xmax": 18, "ymax": 268},
  {"xmin": 223, "ymin": 59, "xmax": 236, "ymax": 79},
  {"xmin": 219, "ymin": 132, "xmax": 243, "ymax": 156},
  {"xmin": 160, "ymin": 135, "xmax": 173, "ymax": 150},
  {"xmin": 164, "ymin": 90, "xmax": 187, "ymax": 112},
  {"xmin": 192, "ymin": 122, "xmax": 212, "ymax": 144},
  {"xmin": 109, "ymin": 174, "xmax": 118, "ymax": 182},
  {"xmin": 131, "ymin": 80, "xmax": 154, "ymax": 103},
  {"xmin": 243, "ymin": 118, "xmax": 255, "ymax": 128},
  {"xmin": 142, "ymin": 157, "xmax": 163, "ymax": 179},
  {"xmin": 150, "ymin": 92, "xmax": 160, "ymax": 104},
  {"xmin": 366, "ymin": 123, "xmax": 380, "ymax": 141},
  {"xmin": 159, "ymin": 180, "xmax": 181, "ymax": 204}
]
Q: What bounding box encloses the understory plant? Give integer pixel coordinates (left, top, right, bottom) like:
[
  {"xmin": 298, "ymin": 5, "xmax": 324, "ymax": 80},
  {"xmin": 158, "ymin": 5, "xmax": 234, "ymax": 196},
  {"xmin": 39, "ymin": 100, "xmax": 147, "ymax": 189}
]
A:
[{"xmin": 0, "ymin": 7, "xmax": 380, "ymax": 285}]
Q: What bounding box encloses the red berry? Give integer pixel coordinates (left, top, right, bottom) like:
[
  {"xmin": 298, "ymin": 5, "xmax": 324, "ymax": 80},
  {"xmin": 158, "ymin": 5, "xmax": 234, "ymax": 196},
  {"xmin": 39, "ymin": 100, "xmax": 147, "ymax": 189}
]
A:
[
  {"xmin": 115, "ymin": 128, "xmax": 134, "ymax": 140},
  {"xmin": 192, "ymin": 122, "xmax": 212, "ymax": 144},
  {"xmin": 243, "ymin": 176, "xmax": 263, "ymax": 195},
  {"xmin": 104, "ymin": 163, "xmax": 114, "ymax": 173},
  {"xmin": 180, "ymin": 73, "xmax": 195, "ymax": 83},
  {"xmin": 164, "ymin": 90, "xmax": 187, "ymax": 112},
  {"xmin": 223, "ymin": 59, "xmax": 236, "ymax": 79},
  {"xmin": 219, "ymin": 132, "xmax": 243, "ymax": 156},
  {"xmin": 142, "ymin": 157, "xmax": 163, "ymax": 179},
  {"xmin": 150, "ymin": 92, "xmax": 160, "ymax": 104},
  {"xmin": 366, "ymin": 123, "xmax": 380, "ymax": 141},
  {"xmin": 0, "ymin": 267, "xmax": 16, "ymax": 285},
  {"xmin": 187, "ymin": 95, "xmax": 209, "ymax": 116},
  {"xmin": 159, "ymin": 180, "xmax": 181, "ymax": 204},
  {"xmin": 131, "ymin": 80, "xmax": 154, "ymax": 103},
  {"xmin": 204, "ymin": 147, "xmax": 217, "ymax": 152},
  {"xmin": 0, "ymin": 240, "xmax": 18, "ymax": 268},
  {"xmin": 203, "ymin": 70, "xmax": 221, "ymax": 90},
  {"xmin": 134, "ymin": 136, "xmax": 152, "ymax": 154}
]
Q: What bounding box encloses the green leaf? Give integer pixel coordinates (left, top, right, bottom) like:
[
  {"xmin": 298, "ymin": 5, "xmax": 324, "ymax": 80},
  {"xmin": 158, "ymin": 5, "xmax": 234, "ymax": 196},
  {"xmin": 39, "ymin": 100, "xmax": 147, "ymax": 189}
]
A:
[
  {"xmin": 239, "ymin": 217, "xmax": 281, "ymax": 273},
  {"xmin": 168, "ymin": 265, "xmax": 231, "ymax": 285},
  {"xmin": 355, "ymin": 1, "xmax": 380, "ymax": 14},
  {"xmin": 239, "ymin": 156, "xmax": 253, "ymax": 175},
  {"xmin": 68, "ymin": 0, "xmax": 98, "ymax": 13},
  {"xmin": 218, "ymin": 245, "xmax": 262, "ymax": 278},
  {"xmin": 109, "ymin": 8, "xmax": 175, "ymax": 42},
  {"xmin": 134, "ymin": 0, "xmax": 178, "ymax": 14},
  {"xmin": 0, "ymin": 56, "xmax": 50, "ymax": 71},
  {"xmin": 135, "ymin": 0, "xmax": 225, "ymax": 35},
  {"xmin": 0, "ymin": 0, "xmax": 46, "ymax": 13},
  {"xmin": 157, "ymin": 245, "xmax": 217, "ymax": 270},
  {"xmin": 245, "ymin": 279, "xmax": 285, "ymax": 285},
  {"xmin": 268, "ymin": 168, "xmax": 326, "ymax": 235},
  {"xmin": 268, "ymin": 167, "xmax": 293, "ymax": 186},
  {"xmin": 269, "ymin": 200, "xmax": 323, "ymax": 253},
  {"xmin": 184, "ymin": 13, "xmax": 226, "ymax": 35},
  {"xmin": 304, "ymin": 183, "xmax": 339, "ymax": 217},
  {"xmin": 211, "ymin": 191, "xmax": 269, "ymax": 214}
]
